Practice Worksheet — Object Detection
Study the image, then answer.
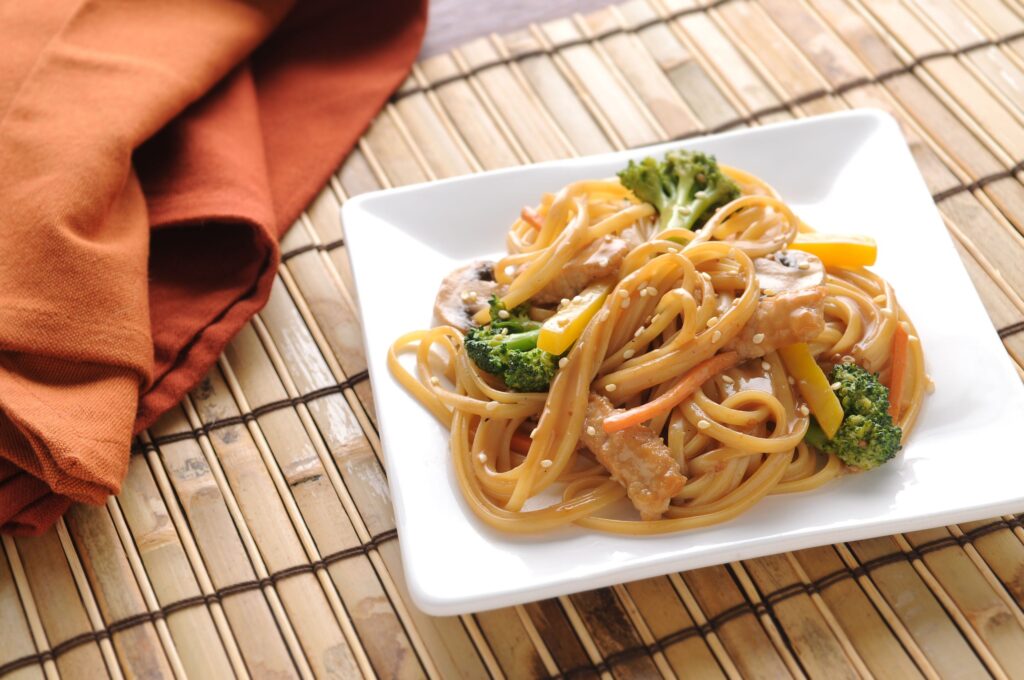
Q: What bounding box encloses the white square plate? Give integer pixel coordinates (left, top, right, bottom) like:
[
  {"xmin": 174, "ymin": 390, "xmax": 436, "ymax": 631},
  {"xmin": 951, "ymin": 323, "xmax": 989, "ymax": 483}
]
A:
[{"xmin": 343, "ymin": 110, "xmax": 1024, "ymax": 616}]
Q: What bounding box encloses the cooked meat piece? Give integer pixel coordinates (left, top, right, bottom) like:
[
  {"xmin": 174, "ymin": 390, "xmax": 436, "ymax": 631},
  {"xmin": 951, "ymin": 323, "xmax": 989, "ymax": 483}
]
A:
[
  {"xmin": 581, "ymin": 394, "xmax": 686, "ymax": 520},
  {"xmin": 727, "ymin": 285, "xmax": 826, "ymax": 359},
  {"xmin": 754, "ymin": 250, "xmax": 824, "ymax": 293},
  {"xmin": 533, "ymin": 231, "xmax": 638, "ymax": 304},
  {"xmin": 434, "ymin": 261, "xmax": 503, "ymax": 331}
]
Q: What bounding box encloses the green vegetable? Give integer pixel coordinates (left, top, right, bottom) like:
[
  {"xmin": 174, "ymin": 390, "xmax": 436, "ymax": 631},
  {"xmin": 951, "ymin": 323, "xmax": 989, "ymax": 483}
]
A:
[
  {"xmin": 804, "ymin": 363, "xmax": 903, "ymax": 471},
  {"xmin": 617, "ymin": 150, "xmax": 740, "ymax": 232},
  {"xmin": 464, "ymin": 297, "xmax": 559, "ymax": 392}
]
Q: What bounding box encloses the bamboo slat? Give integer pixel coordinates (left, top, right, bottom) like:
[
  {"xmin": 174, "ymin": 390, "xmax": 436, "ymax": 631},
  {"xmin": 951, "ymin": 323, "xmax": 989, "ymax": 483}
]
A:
[
  {"xmin": 9, "ymin": 532, "xmax": 112, "ymax": 679},
  {"xmin": 0, "ymin": 541, "xmax": 46, "ymax": 680},
  {"xmin": 9, "ymin": 0, "xmax": 1024, "ymax": 677}
]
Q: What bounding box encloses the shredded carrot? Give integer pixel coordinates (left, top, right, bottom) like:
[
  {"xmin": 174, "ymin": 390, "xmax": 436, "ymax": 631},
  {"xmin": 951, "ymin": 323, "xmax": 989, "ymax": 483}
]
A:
[
  {"xmin": 511, "ymin": 432, "xmax": 533, "ymax": 453},
  {"xmin": 888, "ymin": 325, "xmax": 909, "ymax": 421},
  {"xmin": 521, "ymin": 206, "xmax": 543, "ymax": 230},
  {"xmin": 602, "ymin": 352, "xmax": 741, "ymax": 434}
]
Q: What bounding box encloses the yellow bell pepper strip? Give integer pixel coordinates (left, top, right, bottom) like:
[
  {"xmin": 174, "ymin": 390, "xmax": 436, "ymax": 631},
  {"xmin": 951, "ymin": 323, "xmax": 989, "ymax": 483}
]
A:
[
  {"xmin": 537, "ymin": 281, "xmax": 611, "ymax": 355},
  {"xmin": 778, "ymin": 343, "xmax": 844, "ymax": 438},
  {"xmin": 788, "ymin": 233, "xmax": 877, "ymax": 268}
]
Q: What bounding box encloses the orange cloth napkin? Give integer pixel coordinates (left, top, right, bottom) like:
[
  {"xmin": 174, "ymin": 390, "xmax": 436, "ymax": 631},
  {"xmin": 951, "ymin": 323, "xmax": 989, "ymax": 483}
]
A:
[{"xmin": 0, "ymin": 0, "xmax": 427, "ymax": 534}]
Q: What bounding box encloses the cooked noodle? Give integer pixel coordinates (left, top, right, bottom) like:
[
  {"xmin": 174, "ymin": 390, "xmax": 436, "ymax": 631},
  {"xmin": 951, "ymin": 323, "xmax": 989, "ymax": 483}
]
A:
[{"xmin": 389, "ymin": 164, "xmax": 926, "ymax": 535}]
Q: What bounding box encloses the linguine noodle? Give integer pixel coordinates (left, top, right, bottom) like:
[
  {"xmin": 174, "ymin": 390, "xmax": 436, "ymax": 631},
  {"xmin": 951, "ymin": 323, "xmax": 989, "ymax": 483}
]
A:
[{"xmin": 389, "ymin": 164, "xmax": 925, "ymax": 535}]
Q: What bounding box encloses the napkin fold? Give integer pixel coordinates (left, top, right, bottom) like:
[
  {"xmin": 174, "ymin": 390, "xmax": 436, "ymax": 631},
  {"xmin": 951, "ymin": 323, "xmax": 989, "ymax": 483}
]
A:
[{"xmin": 0, "ymin": 0, "xmax": 427, "ymax": 533}]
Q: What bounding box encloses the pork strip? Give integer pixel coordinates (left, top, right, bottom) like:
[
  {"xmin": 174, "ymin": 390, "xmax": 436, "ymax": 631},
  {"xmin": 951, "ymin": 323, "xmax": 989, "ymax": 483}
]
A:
[
  {"xmin": 533, "ymin": 226, "xmax": 644, "ymax": 304},
  {"xmin": 727, "ymin": 285, "xmax": 826, "ymax": 359},
  {"xmin": 581, "ymin": 394, "xmax": 686, "ymax": 520}
]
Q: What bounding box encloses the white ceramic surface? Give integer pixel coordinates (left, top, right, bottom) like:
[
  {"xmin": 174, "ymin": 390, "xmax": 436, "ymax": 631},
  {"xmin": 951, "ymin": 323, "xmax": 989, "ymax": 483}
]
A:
[{"xmin": 342, "ymin": 110, "xmax": 1024, "ymax": 616}]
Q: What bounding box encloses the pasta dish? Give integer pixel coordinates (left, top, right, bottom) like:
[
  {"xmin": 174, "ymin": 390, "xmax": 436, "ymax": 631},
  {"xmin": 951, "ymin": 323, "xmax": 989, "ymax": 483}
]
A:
[{"xmin": 389, "ymin": 150, "xmax": 927, "ymax": 535}]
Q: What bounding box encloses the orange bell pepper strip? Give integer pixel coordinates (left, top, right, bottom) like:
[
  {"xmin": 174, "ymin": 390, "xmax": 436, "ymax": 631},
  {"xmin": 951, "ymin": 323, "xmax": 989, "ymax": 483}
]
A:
[{"xmin": 788, "ymin": 233, "xmax": 877, "ymax": 268}]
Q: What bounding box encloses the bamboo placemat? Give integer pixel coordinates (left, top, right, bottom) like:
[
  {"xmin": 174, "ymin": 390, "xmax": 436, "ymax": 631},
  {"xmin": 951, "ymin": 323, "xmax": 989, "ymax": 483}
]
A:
[{"xmin": 4, "ymin": 0, "xmax": 1024, "ymax": 677}]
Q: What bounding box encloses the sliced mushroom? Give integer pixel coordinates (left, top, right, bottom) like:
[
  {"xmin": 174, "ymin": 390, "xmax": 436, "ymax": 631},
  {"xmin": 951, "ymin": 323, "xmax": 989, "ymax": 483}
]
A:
[
  {"xmin": 754, "ymin": 249, "xmax": 825, "ymax": 294},
  {"xmin": 434, "ymin": 261, "xmax": 504, "ymax": 331}
]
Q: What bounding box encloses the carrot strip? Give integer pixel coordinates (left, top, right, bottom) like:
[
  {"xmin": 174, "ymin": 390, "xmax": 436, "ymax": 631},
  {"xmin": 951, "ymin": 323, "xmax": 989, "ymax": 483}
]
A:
[
  {"xmin": 888, "ymin": 325, "xmax": 909, "ymax": 420},
  {"xmin": 521, "ymin": 206, "xmax": 543, "ymax": 230},
  {"xmin": 511, "ymin": 432, "xmax": 533, "ymax": 453},
  {"xmin": 602, "ymin": 352, "xmax": 741, "ymax": 434}
]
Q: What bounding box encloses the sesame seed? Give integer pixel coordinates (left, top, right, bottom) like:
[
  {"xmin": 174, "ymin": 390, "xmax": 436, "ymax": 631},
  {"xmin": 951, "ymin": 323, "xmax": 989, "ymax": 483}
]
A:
[
  {"xmin": 634, "ymin": 327, "xmax": 645, "ymax": 337},
  {"xmin": 586, "ymin": 426, "xmax": 597, "ymax": 436},
  {"xmin": 598, "ymin": 309, "xmax": 610, "ymax": 322},
  {"xmin": 799, "ymin": 405, "xmax": 809, "ymax": 416},
  {"xmin": 621, "ymin": 299, "xmax": 631, "ymax": 309},
  {"xmin": 477, "ymin": 452, "xmax": 487, "ymax": 463},
  {"xmin": 761, "ymin": 361, "xmax": 771, "ymax": 371},
  {"xmin": 830, "ymin": 382, "xmax": 841, "ymax": 391},
  {"xmin": 707, "ymin": 316, "xmax": 719, "ymax": 327},
  {"xmin": 605, "ymin": 384, "xmax": 617, "ymax": 393},
  {"xmin": 639, "ymin": 280, "xmax": 649, "ymax": 289},
  {"xmin": 798, "ymin": 262, "xmax": 810, "ymax": 271},
  {"xmin": 639, "ymin": 289, "xmax": 648, "ymax": 297},
  {"xmin": 701, "ymin": 272, "xmax": 712, "ymax": 282},
  {"xmin": 558, "ymin": 357, "xmax": 569, "ymax": 368},
  {"xmin": 925, "ymin": 376, "xmax": 935, "ymax": 394},
  {"xmin": 486, "ymin": 400, "xmax": 499, "ymax": 411},
  {"xmin": 617, "ymin": 289, "xmax": 629, "ymax": 298},
  {"xmin": 498, "ymin": 309, "xmax": 510, "ymax": 319},
  {"xmin": 712, "ymin": 330, "xmax": 722, "ymax": 343},
  {"xmin": 752, "ymin": 333, "xmax": 765, "ymax": 345},
  {"xmin": 467, "ymin": 291, "xmax": 478, "ymax": 302},
  {"xmin": 560, "ymin": 298, "xmax": 570, "ymax": 307},
  {"xmin": 623, "ymin": 349, "xmax": 636, "ymax": 359},
  {"xmin": 573, "ymin": 295, "xmax": 583, "ymax": 303},
  {"xmin": 721, "ymin": 375, "xmax": 734, "ymax": 384},
  {"xmin": 697, "ymin": 419, "xmax": 711, "ymax": 430},
  {"xmin": 788, "ymin": 376, "xmax": 796, "ymax": 385},
  {"xmin": 460, "ymin": 291, "xmax": 470, "ymax": 301},
  {"xmin": 645, "ymin": 286, "xmax": 658, "ymax": 297},
  {"xmin": 429, "ymin": 376, "xmax": 440, "ymax": 386},
  {"xmin": 598, "ymin": 257, "xmax": 609, "ymax": 267},
  {"xmin": 668, "ymin": 247, "xmax": 679, "ymax": 253},
  {"xmin": 540, "ymin": 459, "xmax": 553, "ymax": 469}
]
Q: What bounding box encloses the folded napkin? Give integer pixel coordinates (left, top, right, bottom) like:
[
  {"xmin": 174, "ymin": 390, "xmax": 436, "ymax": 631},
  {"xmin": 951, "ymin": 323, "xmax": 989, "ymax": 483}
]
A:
[{"xmin": 0, "ymin": 0, "xmax": 426, "ymax": 534}]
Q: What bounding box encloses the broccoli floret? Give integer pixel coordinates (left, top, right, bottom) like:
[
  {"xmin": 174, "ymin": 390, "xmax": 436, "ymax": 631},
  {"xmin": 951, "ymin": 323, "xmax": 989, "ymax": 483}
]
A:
[
  {"xmin": 617, "ymin": 150, "xmax": 740, "ymax": 232},
  {"xmin": 504, "ymin": 347, "xmax": 559, "ymax": 392},
  {"xmin": 463, "ymin": 296, "xmax": 559, "ymax": 392},
  {"xmin": 804, "ymin": 363, "xmax": 903, "ymax": 471}
]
